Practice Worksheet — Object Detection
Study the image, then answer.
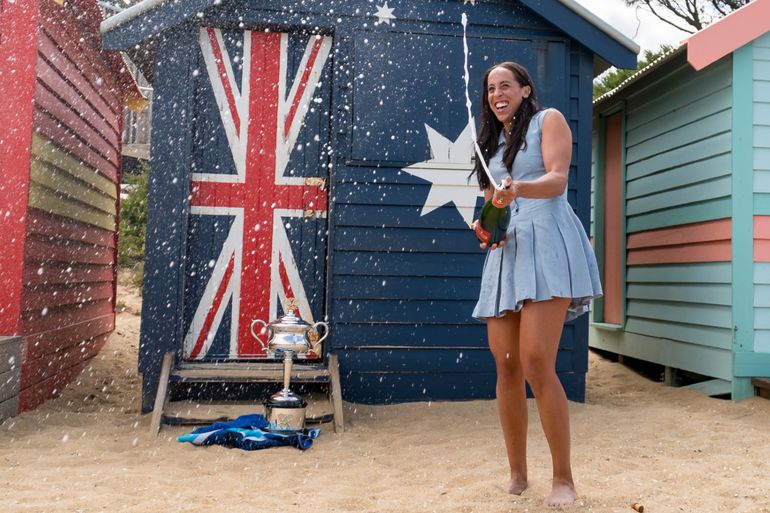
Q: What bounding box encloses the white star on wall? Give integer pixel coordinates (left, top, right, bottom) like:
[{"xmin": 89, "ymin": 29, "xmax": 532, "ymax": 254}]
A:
[
  {"xmin": 374, "ymin": 2, "xmax": 396, "ymax": 25},
  {"xmin": 464, "ymin": 0, "xmax": 477, "ymax": 5},
  {"xmin": 401, "ymin": 122, "xmax": 484, "ymax": 228}
]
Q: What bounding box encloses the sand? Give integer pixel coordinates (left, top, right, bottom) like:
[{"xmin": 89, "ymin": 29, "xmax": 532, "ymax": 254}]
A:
[{"xmin": 2, "ymin": 283, "xmax": 770, "ymax": 513}]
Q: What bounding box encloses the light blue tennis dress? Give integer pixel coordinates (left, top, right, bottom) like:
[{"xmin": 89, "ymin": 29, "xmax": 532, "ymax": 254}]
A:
[{"xmin": 472, "ymin": 109, "xmax": 603, "ymax": 322}]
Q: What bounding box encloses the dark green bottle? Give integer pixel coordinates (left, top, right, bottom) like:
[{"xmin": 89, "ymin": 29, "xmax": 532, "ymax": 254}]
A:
[{"xmin": 476, "ymin": 199, "xmax": 511, "ymax": 246}]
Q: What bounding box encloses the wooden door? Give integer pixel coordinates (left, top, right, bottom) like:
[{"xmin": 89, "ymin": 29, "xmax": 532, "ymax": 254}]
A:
[{"xmin": 181, "ymin": 27, "xmax": 333, "ymax": 361}]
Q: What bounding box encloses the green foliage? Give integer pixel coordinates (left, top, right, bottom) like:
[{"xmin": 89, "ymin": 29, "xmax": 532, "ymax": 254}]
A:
[
  {"xmin": 623, "ymin": 0, "xmax": 748, "ymax": 33},
  {"xmin": 593, "ymin": 45, "xmax": 675, "ymax": 100},
  {"xmin": 118, "ymin": 163, "xmax": 148, "ymax": 289}
]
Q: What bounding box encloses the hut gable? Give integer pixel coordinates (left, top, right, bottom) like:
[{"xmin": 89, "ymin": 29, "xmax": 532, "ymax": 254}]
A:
[
  {"xmin": 0, "ymin": 0, "xmax": 140, "ymax": 416},
  {"xmin": 100, "ymin": 0, "xmax": 637, "ymax": 410}
]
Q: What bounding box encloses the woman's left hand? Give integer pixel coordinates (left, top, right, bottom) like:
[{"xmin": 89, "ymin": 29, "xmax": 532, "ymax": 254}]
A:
[{"xmin": 492, "ymin": 176, "xmax": 517, "ymax": 208}]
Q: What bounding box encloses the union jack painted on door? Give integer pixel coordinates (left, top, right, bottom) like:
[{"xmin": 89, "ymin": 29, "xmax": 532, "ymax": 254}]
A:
[{"xmin": 182, "ymin": 27, "xmax": 333, "ymax": 361}]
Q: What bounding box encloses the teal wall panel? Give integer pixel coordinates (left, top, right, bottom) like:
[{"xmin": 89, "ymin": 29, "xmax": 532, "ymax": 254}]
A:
[
  {"xmin": 595, "ymin": 262, "xmax": 734, "ymax": 379},
  {"xmin": 625, "ymin": 59, "xmax": 731, "ymax": 130},
  {"xmin": 627, "ymin": 283, "xmax": 731, "ymax": 306},
  {"xmin": 626, "ymin": 197, "xmax": 731, "ymax": 233},
  {"xmin": 753, "ymin": 35, "xmax": 770, "ymax": 215},
  {"xmin": 622, "ymin": 57, "xmax": 732, "ymax": 234},
  {"xmin": 627, "ymin": 153, "xmax": 730, "ymax": 199},
  {"xmin": 626, "ymin": 109, "xmax": 731, "ymax": 163},
  {"xmin": 627, "ymin": 262, "xmax": 731, "ymax": 283},
  {"xmin": 626, "ymin": 176, "xmax": 731, "ymax": 216},
  {"xmin": 752, "ymin": 37, "xmax": 770, "ymax": 354}
]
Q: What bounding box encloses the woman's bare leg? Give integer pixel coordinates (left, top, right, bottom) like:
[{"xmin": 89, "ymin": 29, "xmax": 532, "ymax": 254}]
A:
[
  {"xmin": 487, "ymin": 311, "xmax": 528, "ymax": 494},
  {"xmin": 518, "ymin": 298, "xmax": 577, "ymax": 507}
]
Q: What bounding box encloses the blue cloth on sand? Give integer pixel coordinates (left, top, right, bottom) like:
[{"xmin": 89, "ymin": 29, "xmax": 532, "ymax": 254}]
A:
[{"xmin": 177, "ymin": 414, "xmax": 320, "ymax": 451}]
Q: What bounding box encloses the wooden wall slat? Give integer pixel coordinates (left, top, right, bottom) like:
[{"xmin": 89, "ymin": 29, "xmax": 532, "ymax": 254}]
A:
[
  {"xmin": 28, "ymin": 182, "xmax": 116, "ymax": 231},
  {"xmin": 628, "ymin": 262, "xmax": 732, "ymax": 283},
  {"xmin": 627, "ymin": 283, "xmax": 732, "ymax": 306},
  {"xmin": 38, "ymin": 18, "xmax": 121, "ymax": 124},
  {"xmin": 624, "ymin": 317, "xmax": 732, "ymax": 350},
  {"xmin": 20, "ymin": 299, "xmax": 113, "ymax": 336},
  {"xmin": 627, "ymin": 299, "xmax": 732, "ymax": 328},
  {"xmin": 626, "ymin": 86, "xmax": 732, "ymax": 147},
  {"xmin": 627, "ymin": 154, "xmax": 731, "ymax": 199},
  {"xmin": 626, "ymin": 132, "xmax": 731, "ymax": 182},
  {"xmin": 30, "ymin": 161, "xmax": 116, "ymax": 215},
  {"xmin": 628, "ymin": 219, "xmax": 731, "ymax": 248},
  {"xmin": 25, "ymin": 235, "xmax": 115, "ymax": 265},
  {"xmin": 18, "ymin": 333, "xmax": 108, "ymax": 412},
  {"xmin": 626, "ymin": 176, "xmax": 731, "ymax": 216},
  {"xmin": 628, "ymin": 241, "xmax": 731, "ymax": 265},
  {"xmin": 627, "ymin": 109, "xmax": 732, "ymax": 164},
  {"xmin": 23, "ymin": 314, "xmax": 114, "ymax": 359},
  {"xmin": 24, "ymin": 263, "xmax": 114, "ymax": 287},
  {"xmin": 22, "ymin": 282, "xmax": 114, "ymax": 312},
  {"xmin": 33, "ymin": 110, "xmax": 118, "ymax": 182},
  {"xmin": 34, "ymin": 82, "xmax": 118, "ymax": 165},
  {"xmin": 35, "ymin": 47, "xmax": 119, "ymax": 147},
  {"xmin": 26, "ymin": 209, "xmax": 115, "ymax": 248},
  {"xmin": 31, "ymin": 135, "xmax": 117, "ymax": 198}
]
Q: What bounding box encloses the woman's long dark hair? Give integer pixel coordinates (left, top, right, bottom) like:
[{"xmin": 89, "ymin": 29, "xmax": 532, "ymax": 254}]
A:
[{"xmin": 471, "ymin": 62, "xmax": 540, "ymax": 190}]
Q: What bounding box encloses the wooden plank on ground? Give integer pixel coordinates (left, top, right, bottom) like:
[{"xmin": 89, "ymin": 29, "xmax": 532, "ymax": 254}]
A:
[
  {"xmin": 328, "ymin": 354, "xmax": 344, "ymax": 433},
  {"xmin": 752, "ymin": 378, "xmax": 770, "ymax": 399},
  {"xmin": 682, "ymin": 378, "xmax": 732, "ymax": 396},
  {"xmin": 150, "ymin": 352, "xmax": 175, "ymax": 437}
]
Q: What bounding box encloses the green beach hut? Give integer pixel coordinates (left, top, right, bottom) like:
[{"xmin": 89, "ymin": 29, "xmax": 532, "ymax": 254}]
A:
[{"xmin": 590, "ymin": 0, "xmax": 770, "ymax": 400}]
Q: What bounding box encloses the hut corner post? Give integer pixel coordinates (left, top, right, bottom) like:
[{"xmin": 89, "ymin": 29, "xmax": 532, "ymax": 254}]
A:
[
  {"xmin": 138, "ymin": 26, "xmax": 197, "ymax": 413},
  {"xmin": 731, "ymin": 44, "xmax": 757, "ymax": 400},
  {"xmin": 0, "ymin": 0, "xmax": 38, "ymax": 338}
]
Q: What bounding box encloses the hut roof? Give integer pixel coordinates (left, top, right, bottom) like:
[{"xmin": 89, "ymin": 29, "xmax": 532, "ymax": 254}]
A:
[
  {"xmin": 99, "ymin": 0, "xmax": 638, "ymax": 81},
  {"xmin": 62, "ymin": 0, "xmax": 146, "ymax": 108},
  {"xmin": 594, "ymin": 0, "xmax": 770, "ymax": 108}
]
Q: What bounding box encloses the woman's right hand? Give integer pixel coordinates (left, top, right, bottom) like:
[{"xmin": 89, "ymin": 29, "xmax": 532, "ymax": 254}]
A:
[{"xmin": 472, "ymin": 219, "xmax": 505, "ymax": 251}]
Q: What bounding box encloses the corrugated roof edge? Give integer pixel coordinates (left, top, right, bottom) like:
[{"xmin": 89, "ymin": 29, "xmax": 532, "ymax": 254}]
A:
[
  {"xmin": 593, "ymin": 44, "xmax": 685, "ymax": 107},
  {"xmin": 100, "ymin": 0, "xmax": 168, "ymax": 33},
  {"xmin": 557, "ymin": 0, "xmax": 639, "ymax": 55}
]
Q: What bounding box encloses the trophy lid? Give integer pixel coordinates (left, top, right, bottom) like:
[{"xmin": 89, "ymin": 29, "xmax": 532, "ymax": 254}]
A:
[{"xmin": 268, "ymin": 311, "xmax": 311, "ymax": 332}]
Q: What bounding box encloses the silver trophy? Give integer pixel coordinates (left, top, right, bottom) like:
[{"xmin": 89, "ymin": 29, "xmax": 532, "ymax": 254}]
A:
[{"xmin": 250, "ymin": 312, "xmax": 328, "ymax": 431}]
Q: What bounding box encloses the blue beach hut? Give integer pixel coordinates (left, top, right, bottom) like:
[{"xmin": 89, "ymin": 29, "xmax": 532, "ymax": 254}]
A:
[{"xmin": 100, "ymin": 0, "xmax": 638, "ymax": 412}]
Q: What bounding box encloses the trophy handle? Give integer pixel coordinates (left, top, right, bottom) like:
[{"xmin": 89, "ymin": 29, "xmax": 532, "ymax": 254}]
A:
[
  {"xmin": 310, "ymin": 321, "xmax": 329, "ymax": 351},
  {"xmin": 249, "ymin": 319, "xmax": 269, "ymax": 351}
]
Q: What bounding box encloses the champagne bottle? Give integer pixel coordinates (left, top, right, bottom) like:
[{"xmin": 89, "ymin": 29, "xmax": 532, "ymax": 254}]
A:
[{"xmin": 475, "ymin": 199, "xmax": 510, "ymax": 246}]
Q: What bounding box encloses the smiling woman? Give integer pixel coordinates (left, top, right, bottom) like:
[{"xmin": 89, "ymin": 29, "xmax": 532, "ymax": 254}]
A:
[{"xmin": 469, "ymin": 61, "xmax": 603, "ymax": 507}]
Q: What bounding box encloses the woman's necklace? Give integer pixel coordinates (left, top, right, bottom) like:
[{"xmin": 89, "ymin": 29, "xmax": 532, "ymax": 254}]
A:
[{"xmin": 503, "ymin": 116, "xmax": 516, "ymax": 134}]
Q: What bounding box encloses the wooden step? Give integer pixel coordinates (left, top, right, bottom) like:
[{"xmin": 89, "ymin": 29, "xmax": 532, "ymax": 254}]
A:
[
  {"xmin": 752, "ymin": 378, "xmax": 770, "ymax": 399},
  {"xmin": 150, "ymin": 354, "xmax": 344, "ymax": 435},
  {"xmin": 171, "ymin": 362, "xmax": 331, "ymax": 384}
]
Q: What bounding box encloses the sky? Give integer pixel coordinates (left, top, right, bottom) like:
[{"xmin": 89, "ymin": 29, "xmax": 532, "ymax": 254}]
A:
[{"xmin": 573, "ymin": 0, "xmax": 691, "ymax": 54}]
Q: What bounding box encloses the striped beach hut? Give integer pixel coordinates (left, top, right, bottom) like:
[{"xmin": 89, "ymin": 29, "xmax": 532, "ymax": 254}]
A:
[
  {"xmin": 100, "ymin": 0, "xmax": 638, "ymax": 412},
  {"xmin": 0, "ymin": 0, "xmax": 143, "ymax": 421},
  {"xmin": 590, "ymin": 0, "xmax": 770, "ymax": 399}
]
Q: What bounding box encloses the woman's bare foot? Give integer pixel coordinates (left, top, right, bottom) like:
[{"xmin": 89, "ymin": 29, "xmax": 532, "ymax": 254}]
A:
[
  {"xmin": 544, "ymin": 479, "xmax": 577, "ymax": 507},
  {"xmin": 503, "ymin": 474, "xmax": 528, "ymax": 495}
]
